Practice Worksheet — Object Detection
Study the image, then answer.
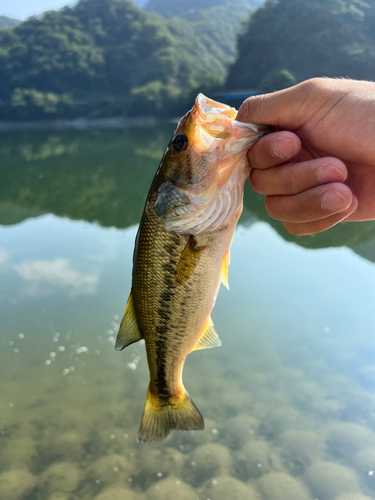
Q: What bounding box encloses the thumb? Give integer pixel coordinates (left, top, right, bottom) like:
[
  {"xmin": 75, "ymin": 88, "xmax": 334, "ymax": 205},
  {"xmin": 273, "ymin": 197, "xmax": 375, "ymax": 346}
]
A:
[{"xmin": 236, "ymin": 79, "xmax": 319, "ymax": 128}]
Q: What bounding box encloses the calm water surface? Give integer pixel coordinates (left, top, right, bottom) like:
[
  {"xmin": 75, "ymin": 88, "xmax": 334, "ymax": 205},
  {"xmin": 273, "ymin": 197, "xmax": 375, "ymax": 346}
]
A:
[{"xmin": 1, "ymin": 127, "xmax": 375, "ymax": 500}]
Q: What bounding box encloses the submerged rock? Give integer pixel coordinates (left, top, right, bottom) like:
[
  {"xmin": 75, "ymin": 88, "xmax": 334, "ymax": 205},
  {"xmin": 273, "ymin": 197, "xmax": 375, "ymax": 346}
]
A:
[
  {"xmin": 219, "ymin": 415, "xmax": 259, "ymax": 450},
  {"xmin": 39, "ymin": 462, "xmax": 80, "ymax": 494},
  {"xmin": 259, "ymin": 407, "xmax": 304, "ymax": 440},
  {"xmin": 235, "ymin": 439, "xmax": 283, "ymax": 480},
  {"xmin": 0, "ymin": 437, "xmax": 36, "ymax": 470},
  {"xmin": 95, "ymin": 426, "xmax": 132, "ymax": 455},
  {"xmin": 183, "ymin": 443, "xmax": 232, "ymax": 487},
  {"xmin": 303, "ymin": 461, "xmax": 361, "ymax": 500},
  {"xmin": 325, "ymin": 423, "xmax": 375, "ymax": 459},
  {"xmin": 94, "ymin": 486, "xmax": 145, "ymax": 500},
  {"xmin": 86, "ymin": 453, "xmax": 134, "ymax": 488},
  {"xmin": 280, "ymin": 430, "xmax": 325, "ymax": 474},
  {"xmin": 334, "ymin": 494, "xmax": 372, "ymax": 500},
  {"xmin": 255, "ymin": 472, "xmax": 312, "ymax": 500},
  {"xmin": 48, "ymin": 493, "xmax": 71, "ymax": 500},
  {"xmin": 0, "ymin": 469, "xmax": 36, "ymax": 500},
  {"xmin": 145, "ymin": 477, "xmax": 196, "ymax": 500},
  {"xmin": 201, "ymin": 475, "xmax": 260, "ymax": 500},
  {"xmin": 165, "ymin": 418, "xmax": 219, "ymax": 451},
  {"xmin": 133, "ymin": 447, "xmax": 184, "ymax": 489},
  {"xmin": 353, "ymin": 448, "xmax": 375, "ymax": 474},
  {"xmin": 352, "ymin": 448, "xmax": 375, "ymax": 492},
  {"xmin": 43, "ymin": 431, "xmax": 87, "ymax": 463}
]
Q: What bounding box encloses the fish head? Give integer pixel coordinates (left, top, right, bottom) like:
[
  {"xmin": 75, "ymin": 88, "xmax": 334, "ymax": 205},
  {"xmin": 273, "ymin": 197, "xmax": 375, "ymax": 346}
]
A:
[{"xmin": 154, "ymin": 94, "xmax": 273, "ymax": 235}]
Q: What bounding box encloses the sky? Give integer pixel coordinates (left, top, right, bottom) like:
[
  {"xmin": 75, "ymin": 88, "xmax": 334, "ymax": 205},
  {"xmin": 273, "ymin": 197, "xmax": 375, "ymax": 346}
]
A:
[
  {"xmin": 1, "ymin": 0, "xmax": 147, "ymax": 21},
  {"xmin": 1, "ymin": 0, "xmax": 76, "ymax": 20}
]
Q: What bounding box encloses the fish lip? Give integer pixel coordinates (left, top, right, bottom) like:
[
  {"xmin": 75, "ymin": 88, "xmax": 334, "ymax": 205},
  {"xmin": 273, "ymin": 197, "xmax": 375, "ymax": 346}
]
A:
[
  {"xmin": 233, "ymin": 120, "xmax": 275, "ymax": 135},
  {"xmin": 195, "ymin": 93, "xmax": 237, "ymax": 121}
]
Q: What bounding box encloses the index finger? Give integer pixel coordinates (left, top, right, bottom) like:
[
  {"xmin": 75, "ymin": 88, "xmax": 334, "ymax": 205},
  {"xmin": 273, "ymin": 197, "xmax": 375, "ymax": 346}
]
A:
[{"xmin": 249, "ymin": 131, "xmax": 301, "ymax": 170}]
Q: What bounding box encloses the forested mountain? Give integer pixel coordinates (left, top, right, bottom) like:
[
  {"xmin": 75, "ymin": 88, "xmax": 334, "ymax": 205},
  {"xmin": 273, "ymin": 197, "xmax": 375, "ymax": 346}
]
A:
[
  {"xmin": 0, "ymin": 0, "xmax": 233, "ymax": 119},
  {"xmin": 0, "ymin": 16, "xmax": 21, "ymax": 29},
  {"xmin": 227, "ymin": 0, "xmax": 375, "ymax": 91},
  {"xmin": 144, "ymin": 0, "xmax": 261, "ymax": 18},
  {"xmin": 1, "ymin": 0, "xmax": 375, "ymax": 120},
  {"xmin": 144, "ymin": 0, "xmax": 262, "ymax": 68}
]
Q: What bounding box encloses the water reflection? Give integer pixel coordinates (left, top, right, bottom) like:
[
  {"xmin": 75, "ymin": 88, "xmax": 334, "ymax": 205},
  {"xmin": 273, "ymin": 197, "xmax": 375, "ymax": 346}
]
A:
[
  {"xmin": 1, "ymin": 128, "xmax": 375, "ymax": 500},
  {"xmin": 2, "ymin": 127, "xmax": 375, "ymax": 260}
]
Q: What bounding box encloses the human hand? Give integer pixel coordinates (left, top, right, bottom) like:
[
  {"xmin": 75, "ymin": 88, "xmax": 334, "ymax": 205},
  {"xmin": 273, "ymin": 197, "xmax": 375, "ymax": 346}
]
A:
[{"xmin": 237, "ymin": 78, "xmax": 375, "ymax": 235}]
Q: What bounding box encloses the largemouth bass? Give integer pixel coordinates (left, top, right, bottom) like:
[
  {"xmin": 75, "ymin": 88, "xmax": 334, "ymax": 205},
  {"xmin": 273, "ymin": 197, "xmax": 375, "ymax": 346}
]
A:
[{"xmin": 116, "ymin": 94, "xmax": 271, "ymax": 444}]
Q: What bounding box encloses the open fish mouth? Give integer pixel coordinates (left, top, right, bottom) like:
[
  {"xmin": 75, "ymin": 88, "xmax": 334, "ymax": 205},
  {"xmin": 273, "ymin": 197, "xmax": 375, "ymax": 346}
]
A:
[{"xmin": 155, "ymin": 94, "xmax": 273, "ymax": 235}]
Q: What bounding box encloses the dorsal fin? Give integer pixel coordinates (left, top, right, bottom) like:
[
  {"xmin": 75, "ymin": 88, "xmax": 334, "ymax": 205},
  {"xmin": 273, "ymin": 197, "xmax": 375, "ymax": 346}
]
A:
[
  {"xmin": 220, "ymin": 250, "xmax": 230, "ymax": 290},
  {"xmin": 115, "ymin": 292, "xmax": 142, "ymax": 351},
  {"xmin": 192, "ymin": 316, "xmax": 221, "ymax": 352}
]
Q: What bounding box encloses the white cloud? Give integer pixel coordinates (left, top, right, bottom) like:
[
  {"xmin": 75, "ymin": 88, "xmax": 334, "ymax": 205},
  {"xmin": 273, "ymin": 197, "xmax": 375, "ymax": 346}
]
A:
[
  {"xmin": 14, "ymin": 258, "xmax": 98, "ymax": 296},
  {"xmin": 0, "ymin": 249, "xmax": 8, "ymax": 264}
]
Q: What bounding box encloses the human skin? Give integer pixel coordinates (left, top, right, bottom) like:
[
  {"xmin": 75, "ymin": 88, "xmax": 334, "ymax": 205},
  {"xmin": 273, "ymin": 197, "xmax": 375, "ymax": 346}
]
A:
[{"xmin": 236, "ymin": 78, "xmax": 375, "ymax": 235}]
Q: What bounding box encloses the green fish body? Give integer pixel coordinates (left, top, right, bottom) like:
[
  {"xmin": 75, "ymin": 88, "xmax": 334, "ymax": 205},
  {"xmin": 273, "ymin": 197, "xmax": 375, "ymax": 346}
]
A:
[{"xmin": 116, "ymin": 94, "xmax": 271, "ymax": 443}]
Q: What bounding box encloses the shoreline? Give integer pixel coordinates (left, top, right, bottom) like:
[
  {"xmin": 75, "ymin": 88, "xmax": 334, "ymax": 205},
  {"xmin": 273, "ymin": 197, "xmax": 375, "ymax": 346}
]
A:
[{"xmin": 0, "ymin": 115, "xmax": 164, "ymax": 131}]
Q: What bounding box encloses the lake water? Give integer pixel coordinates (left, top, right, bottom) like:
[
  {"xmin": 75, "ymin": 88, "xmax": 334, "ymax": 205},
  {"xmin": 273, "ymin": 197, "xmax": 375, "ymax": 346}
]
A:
[{"xmin": 1, "ymin": 126, "xmax": 375, "ymax": 500}]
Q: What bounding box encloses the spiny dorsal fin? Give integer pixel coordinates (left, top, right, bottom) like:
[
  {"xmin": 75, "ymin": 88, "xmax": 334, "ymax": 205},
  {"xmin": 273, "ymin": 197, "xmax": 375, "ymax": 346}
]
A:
[
  {"xmin": 220, "ymin": 250, "xmax": 230, "ymax": 290},
  {"xmin": 115, "ymin": 292, "xmax": 142, "ymax": 351},
  {"xmin": 176, "ymin": 235, "xmax": 206, "ymax": 285},
  {"xmin": 192, "ymin": 316, "xmax": 221, "ymax": 352}
]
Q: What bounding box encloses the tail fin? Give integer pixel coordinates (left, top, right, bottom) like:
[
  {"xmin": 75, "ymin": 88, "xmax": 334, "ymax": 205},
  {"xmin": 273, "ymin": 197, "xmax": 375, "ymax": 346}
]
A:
[{"xmin": 137, "ymin": 386, "xmax": 204, "ymax": 444}]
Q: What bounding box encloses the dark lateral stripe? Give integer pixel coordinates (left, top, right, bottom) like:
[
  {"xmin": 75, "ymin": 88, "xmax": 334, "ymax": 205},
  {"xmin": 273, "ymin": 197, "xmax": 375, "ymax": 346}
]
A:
[{"xmin": 155, "ymin": 237, "xmax": 180, "ymax": 397}]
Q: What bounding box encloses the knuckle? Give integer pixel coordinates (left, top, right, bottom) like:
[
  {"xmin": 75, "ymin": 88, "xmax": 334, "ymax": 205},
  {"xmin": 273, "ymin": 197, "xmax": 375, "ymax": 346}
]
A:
[
  {"xmin": 299, "ymin": 77, "xmax": 324, "ymax": 92},
  {"xmin": 283, "ymin": 169, "xmax": 297, "ymax": 194},
  {"xmin": 237, "ymin": 95, "xmax": 264, "ymax": 123}
]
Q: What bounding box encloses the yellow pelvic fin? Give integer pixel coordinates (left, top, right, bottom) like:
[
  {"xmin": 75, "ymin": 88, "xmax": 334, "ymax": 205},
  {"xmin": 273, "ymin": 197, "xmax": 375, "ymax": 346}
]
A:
[
  {"xmin": 192, "ymin": 316, "xmax": 221, "ymax": 352},
  {"xmin": 176, "ymin": 235, "xmax": 206, "ymax": 285},
  {"xmin": 220, "ymin": 250, "xmax": 230, "ymax": 290},
  {"xmin": 115, "ymin": 292, "xmax": 142, "ymax": 351},
  {"xmin": 137, "ymin": 386, "xmax": 204, "ymax": 444}
]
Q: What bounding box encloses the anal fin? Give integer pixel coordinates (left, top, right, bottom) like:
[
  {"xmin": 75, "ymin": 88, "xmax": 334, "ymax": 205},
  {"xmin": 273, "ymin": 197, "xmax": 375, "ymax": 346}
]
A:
[
  {"xmin": 192, "ymin": 316, "xmax": 221, "ymax": 352},
  {"xmin": 115, "ymin": 292, "xmax": 142, "ymax": 351}
]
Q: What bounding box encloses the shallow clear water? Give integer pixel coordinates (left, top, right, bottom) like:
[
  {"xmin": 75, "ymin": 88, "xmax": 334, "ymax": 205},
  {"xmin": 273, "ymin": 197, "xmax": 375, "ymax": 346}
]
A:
[{"xmin": 1, "ymin": 127, "xmax": 375, "ymax": 500}]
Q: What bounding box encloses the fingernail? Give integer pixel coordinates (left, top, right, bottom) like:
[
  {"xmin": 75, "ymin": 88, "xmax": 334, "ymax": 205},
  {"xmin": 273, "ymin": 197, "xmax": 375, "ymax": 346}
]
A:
[
  {"xmin": 321, "ymin": 189, "xmax": 350, "ymax": 212},
  {"xmin": 272, "ymin": 139, "xmax": 297, "ymax": 159},
  {"xmin": 317, "ymin": 164, "xmax": 344, "ymax": 184}
]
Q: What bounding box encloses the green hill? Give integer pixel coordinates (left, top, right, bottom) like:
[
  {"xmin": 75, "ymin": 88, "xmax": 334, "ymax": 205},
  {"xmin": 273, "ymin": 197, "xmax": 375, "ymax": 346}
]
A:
[
  {"xmin": 0, "ymin": 15, "xmax": 21, "ymax": 29},
  {"xmin": 145, "ymin": 0, "xmax": 262, "ymax": 69},
  {"xmin": 0, "ymin": 0, "xmax": 235, "ymax": 120},
  {"xmin": 145, "ymin": 0, "xmax": 261, "ymax": 18},
  {"xmin": 227, "ymin": 0, "xmax": 375, "ymax": 91}
]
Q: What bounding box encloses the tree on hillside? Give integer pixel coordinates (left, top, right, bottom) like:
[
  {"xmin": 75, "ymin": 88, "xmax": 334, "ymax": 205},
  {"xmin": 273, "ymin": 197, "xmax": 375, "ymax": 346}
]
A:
[
  {"xmin": 0, "ymin": 8, "xmax": 104, "ymax": 96},
  {"xmin": 0, "ymin": 0, "xmax": 237, "ymax": 118},
  {"xmin": 227, "ymin": 0, "xmax": 375, "ymax": 90},
  {"xmin": 0, "ymin": 16, "xmax": 21, "ymax": 29}
]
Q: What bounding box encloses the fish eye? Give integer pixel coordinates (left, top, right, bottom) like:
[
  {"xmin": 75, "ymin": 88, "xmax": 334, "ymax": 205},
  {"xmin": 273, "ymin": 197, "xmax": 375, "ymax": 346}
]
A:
[{"xmin": 171, "ymin": 133, "xmax": 188, "ymax": 152}]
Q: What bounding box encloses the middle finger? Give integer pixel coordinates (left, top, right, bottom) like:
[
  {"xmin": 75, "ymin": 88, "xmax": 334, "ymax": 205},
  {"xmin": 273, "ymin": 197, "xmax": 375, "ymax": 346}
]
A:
[
  {"xmin": 265, "ymin": 182, "xmax": 353, "ymax": 223},
  {"xmin": 250, "ymin": 157, "xmax": 347, "ymax": 196}
]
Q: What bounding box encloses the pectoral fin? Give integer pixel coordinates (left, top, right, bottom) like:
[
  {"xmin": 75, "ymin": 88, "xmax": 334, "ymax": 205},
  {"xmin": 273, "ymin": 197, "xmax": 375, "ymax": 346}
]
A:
[
  {"xmin": 115, "ymin": 293, "xmax": 142, "ymax": 351},
  {"xmin": 220, "ymin": 250, "xmax": 230, "ymax": 290},
  {"xmin": 176, "ymin": 235, "xmax": 206, "ymax": 285},
  {"xmin": 192, "ymin": 316, "xmax": 221, "ymax": 351}
]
